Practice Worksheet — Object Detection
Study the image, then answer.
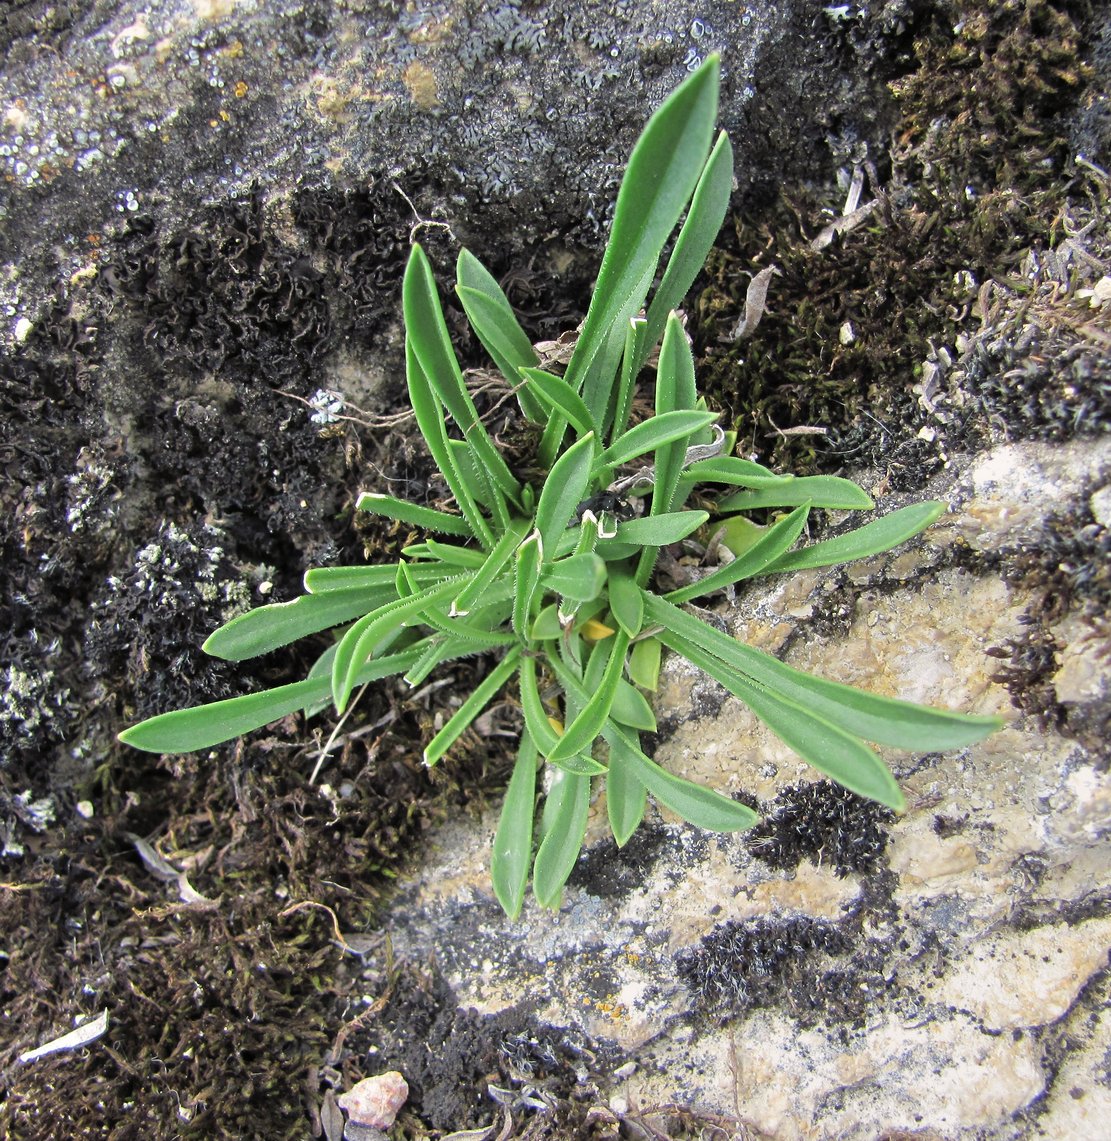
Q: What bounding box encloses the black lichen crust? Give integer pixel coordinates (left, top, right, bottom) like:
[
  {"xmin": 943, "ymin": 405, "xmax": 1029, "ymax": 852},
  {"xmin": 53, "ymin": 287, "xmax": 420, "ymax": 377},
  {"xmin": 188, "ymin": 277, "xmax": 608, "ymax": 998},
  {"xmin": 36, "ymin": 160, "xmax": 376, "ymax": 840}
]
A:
[
  {"xmin": 676, "ymin": 915, "xmax": 850, "ymax": 1014},
  {"xmin": 745, "ymin": 780, "xmax": 896, "ymax": 877},
  {"xmin": 346, "ymin": 961, "xmax": 619, "ymax": 1132},
  {"xmin": 987, "ymin": 484, "xmax": 1111, "ymax": 757},
  {"xmin": 676, "ymin": 870, "xmax": 903, "ymax": 1029}
]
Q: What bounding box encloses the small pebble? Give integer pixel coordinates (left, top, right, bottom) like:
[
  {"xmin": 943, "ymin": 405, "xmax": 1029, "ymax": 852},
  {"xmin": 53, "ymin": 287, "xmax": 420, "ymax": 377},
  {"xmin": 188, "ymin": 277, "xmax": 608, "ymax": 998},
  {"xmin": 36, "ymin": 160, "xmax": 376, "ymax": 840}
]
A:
[{"xmin": 336, "ymin": 1071, "xmax": 408, "ymax": 1130}]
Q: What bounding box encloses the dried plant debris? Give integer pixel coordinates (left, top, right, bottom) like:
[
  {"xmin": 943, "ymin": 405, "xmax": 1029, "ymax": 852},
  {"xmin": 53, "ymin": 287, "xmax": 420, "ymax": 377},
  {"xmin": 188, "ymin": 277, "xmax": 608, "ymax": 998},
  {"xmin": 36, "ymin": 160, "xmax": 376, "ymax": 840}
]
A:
[
  {"xmin": 692, "ymin": 0, "xmax": 1108, "ymax": 480},
  {"xmin": 745, "ymin": 780, "xmax": 896, "ymax": 877}
]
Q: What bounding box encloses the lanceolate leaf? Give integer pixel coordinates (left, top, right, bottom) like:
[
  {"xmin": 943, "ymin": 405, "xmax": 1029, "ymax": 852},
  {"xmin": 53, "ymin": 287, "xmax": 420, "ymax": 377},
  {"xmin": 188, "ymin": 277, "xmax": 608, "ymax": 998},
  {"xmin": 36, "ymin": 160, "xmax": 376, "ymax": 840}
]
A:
[
  {"xmin": 610, "ymin": 678, "xmax": 656, "ymax": 731},
  {"xmin": 605, "ymin": 747, "xmax": 647, "ymax": 846},
  {"xmin": 596, "ymin": 410, "xmax": 717, "ymax": 471},
  {"xmin": 682, "ymin": 455, "xmax": 792, "ymax": 490},
  {"xmin": 424, "ymin": 646, "xmax": 522, "ymax": 765},
  {"xmin": 520, "ymin": 368, "xmax": 597, "ymax": 441},
  {"xmin": 563, "ymin": 55, "xmax": 720, "ymax": 394},
  {"xmin": 611, "ymin": 510, "xmax": 709, "ymax": 546},
  {"xmin": 404, "ymin": 245, "xmax": 522, "ymax": 505},
  {"xmin": 118, "ymin": 645, "xmax": 427, "ymax": 754},
  {"xmin": 455, "ymin": 248, "xmax": 543, "ymax": 421},
  {"xmin": 513, "ymin": 530, "xmax": 544, "ymax": 638},
  {"xmin": 519, "ymin": 653, "xmax": 564, "ymax": 756},
  {"xmin": 534, "ymin": 432, "xmax": 596, "ymax": 555},
  {"xmin": 607, "ymin": 565, "xmax": 644, "ymax": 637},
  {"xmin": 356, "ymin": 492, "xmax": 476, "ymax": 537},
  {"xmin": 303, "ymin": 565, "xmax": 404, "ymax": 592},
  {"xmin": 643, "ymin": 590, "xmax": 1002, "ymax": 752},
  {"xmin": 546, "ymin": 657, "xmax": 757, "ymax": 831},
  {"xmin": 628, "ymin": 635, "xmax": 662, "ymax": 691},
  {"xmin": 332, "ymin": 576, "xmax": 465, "ymax": 712},
  {"xmin": 492, "ymin": 733, "xmax": 539, "ymax": 920},
  {"xmin": 664, "ymin": 503, "xmax": 811, "ymax": 604},
  {"xmin": 203, "ymin": 587, "xmax": 396, "ymax": 662},
  {"xmin": 650, "ymin": 314, "xmax": 699, "ymax": 520},
  {"xmin": 604, "ymin": 724, "xmax": 759, "ymax": 831},
  {"xmin": 638, "ymin": 130, "xmax": 734, "ymax": 372},
  {"xmin": 533, "ymin": 770, "xmax": 591, "ymax": 908},
  {"xmin": 547, "ymin": 630, "xmax": 631, "ymax": 765},
  {"xmin": 657, "ymin": 619, "xmax": 905, "ymax": 809},
  {"xmin": 406, "ymin": 336, "xmax": 493, "ymax": 548},
  {"xmin": 408, "ymin": 540, "xmax": 488, "ymax": 569},
  {"xmin": 764, "ymin": 501, "xmax": 946, "ymax": 573},
  {"xmin": 452, "ymin": 517, "xmax": 532, "ymax": 616},
  {"xmin": 717, "ymin": 476, "xmax": 873, "ymax": 512},
  {"xmin": 541, "ymin": 553, "xmax": 606, "ymax": 602}
]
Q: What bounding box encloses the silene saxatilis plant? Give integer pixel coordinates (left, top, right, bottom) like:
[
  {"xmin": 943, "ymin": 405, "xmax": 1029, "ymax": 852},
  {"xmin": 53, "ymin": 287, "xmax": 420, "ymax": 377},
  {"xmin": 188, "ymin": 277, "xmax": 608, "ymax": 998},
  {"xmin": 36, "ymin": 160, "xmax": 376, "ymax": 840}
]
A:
[{"xmin": 121, "ymin": 56, "xmax": 1001, "ymax": 917}]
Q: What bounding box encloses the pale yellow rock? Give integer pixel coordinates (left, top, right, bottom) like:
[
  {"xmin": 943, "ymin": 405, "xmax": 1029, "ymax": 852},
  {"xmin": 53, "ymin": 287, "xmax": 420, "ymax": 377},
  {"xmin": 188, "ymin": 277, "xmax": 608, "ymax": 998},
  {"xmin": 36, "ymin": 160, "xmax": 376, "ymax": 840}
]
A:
[
  {"xmin": 624, "ymin": 1010, "xmax": 1045, "ymax": 1139},
  {"xmin": 937, "ymin": 916, "xmax": 1111, "ymax": 1029},
  {"xmin": 889, "ymin": 817, "xmax": 980, "ymax": 887},
  {"xmin": 1038, "ymin": 1005, "xmax": 1111, "ymax": 1133}
]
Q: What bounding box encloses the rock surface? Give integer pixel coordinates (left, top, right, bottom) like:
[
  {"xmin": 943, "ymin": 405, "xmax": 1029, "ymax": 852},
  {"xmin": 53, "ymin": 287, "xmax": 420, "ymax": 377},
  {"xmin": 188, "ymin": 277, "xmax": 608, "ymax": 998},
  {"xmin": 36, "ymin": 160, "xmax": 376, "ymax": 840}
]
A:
[{"xmin": 376, "ymin": 435, "xmax": 1111, "ymax": 1139}]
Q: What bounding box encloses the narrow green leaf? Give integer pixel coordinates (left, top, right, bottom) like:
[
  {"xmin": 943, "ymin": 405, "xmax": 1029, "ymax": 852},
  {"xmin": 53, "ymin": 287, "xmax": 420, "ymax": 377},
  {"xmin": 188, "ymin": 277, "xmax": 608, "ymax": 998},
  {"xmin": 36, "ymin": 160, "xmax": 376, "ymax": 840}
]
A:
[
  {"xmin": 639, "ymin": 130, "xmax": 734, "ymax": 371},
  {"xmin": 406, "ymin": 335, "xmax": 494, "ymax": 547},
  {"xmin": 628, "ymin": 636, "xmax": 662, "ymax": 691},
  {"xmin": 583, "ymin": 261, "xmax": 654, "ymax": 437},
  {"xmin": 492, "ymin": 733, "xmax": 539, "ymax": 920},
  {"xmin": 534, "ymin": 431, "xmax": 596, "ymax": 555},
  {"xmin": 332, "ymin": 576, "xmax": 464, "ymax": 712},
  {"xmin": 611, "ymin": 678, "xmax": 656, "ymax": 731},
  {"xmin": 303, "ymin": 565, "xmax": 402, "ymax": 593},
  {"xmin": 659, "ymin": 620, "xmax": 904, "ymax": 809},
  {"xmin": 644, "ymin": 590, "xmax": 1001, "ymax": 752},
  {"xmin": 402, "ymin": 635, "xmax": 458, "ymax": 688},
  {"xmin": 550, "ymin": 753, "xmax": 608, "ymax": 777},
  {"xmin": 605, "ymin": 724, "xmax": 759, "ymax": 830},
  {"xmin": 118, "ymin": 645, "xmax": 426, "ymax": 754},
  {"xmin": 563, "ymin": 55, "xmax": 720, "ymax": 394},
  {"xmin": 455, "ymin": 248, "xmax": 543, "ymax": 421},
  {"xmin": 612, "ymin": 510, "xmax": 709, "ymax": 546},
  {"xmin": 552, "ymin": 656, "xmax": 757, "ymax": 832},
  {"xmin": 717, "ymin": 476, "xmax": 873, "ymax": 511},
  {"xmin": 424, "ymin": 647, "xmax": 522, "ymax": 765},
  {"xmin": 540, "ymin": 553, "xmax": 606, "ymax": 602},
  {"xmin": 596, "ymin": 410, "xmax": 717, "ymax": 471},
  {"xmin": 519, "ymin": 653, "xmax": 564, "ymax": 755},
  {"xmin": 203, "ymin": 587, "xmax": 394, "ymax": 662},
  {"xmin": 404, "ymin": 245, "xmax": 522, "ymax": 505},
  {"xmin": 452, "ymin": 517, "xmax": 532, "ymax": 615},
  {"xmin": 765, "ymin": 501, "xmax": 946, "ymax": 573},
  {"xmin": 651, "ymin": 315, "xmax": 699, "ymax": 511},
  {"xmin": 513, "ymin": 529, "xmax": 544, "ymax": 638},
  {"xmin": 607, "ymin": 565, "xmax": 644, "ymax": 638},
  {"xmin": 682, "ymin": 455, "xmax": 792, "ymax": 490},
  {"xmin": 605, "ymin": 747, "xmax": 647, "ymax": 846},
  {"xmin": 356, "ymin": 492, "xmax": 475, "ymax": 537},
  {"xmin": 410, "ymin": 540, "xmax": 488, "ymax": 568},
  {"xmin": 548, "ymin": 630, "xmax": 630, "ymax": 764},
  {"xmin": 521, "ymin": 368, "xmax": 597, "ymax": 440},
  {"xmin": 611, "ymin": 317, "xmax": 646, "ymax": 445},
  {"xmin": 530, "ymin": 604, "xmax": 562, "ymax": 641},
  {"xmin": 532, "ymin": 770, "xmax": 590, "ymax": 908},
  {"xmin": 664, "ymin": 504, "xmax": 811, "ymax": 603}
]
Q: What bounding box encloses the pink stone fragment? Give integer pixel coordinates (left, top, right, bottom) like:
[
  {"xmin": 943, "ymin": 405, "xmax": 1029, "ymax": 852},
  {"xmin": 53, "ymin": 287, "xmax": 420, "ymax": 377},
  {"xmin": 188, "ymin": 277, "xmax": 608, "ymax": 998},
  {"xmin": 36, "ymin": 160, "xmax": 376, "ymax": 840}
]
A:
[{"xmin": 336, "ymin": 1071, "xmax": 409, "ymax": 1130}]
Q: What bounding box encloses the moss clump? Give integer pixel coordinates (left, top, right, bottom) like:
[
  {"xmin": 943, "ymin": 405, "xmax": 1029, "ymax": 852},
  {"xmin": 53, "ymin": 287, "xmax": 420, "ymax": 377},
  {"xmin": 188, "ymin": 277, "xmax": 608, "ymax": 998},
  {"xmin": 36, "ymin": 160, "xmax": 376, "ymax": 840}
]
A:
[{"xmin": 691, "ymin": 0, "xmax": 1104, "ymax": 480}]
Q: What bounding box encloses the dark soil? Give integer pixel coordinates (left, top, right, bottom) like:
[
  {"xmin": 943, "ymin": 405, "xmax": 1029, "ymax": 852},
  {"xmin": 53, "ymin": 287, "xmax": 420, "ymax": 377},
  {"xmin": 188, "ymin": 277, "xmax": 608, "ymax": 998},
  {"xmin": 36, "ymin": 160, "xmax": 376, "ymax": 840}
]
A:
[{"xmin": 1, "ymin": 0, "xmax": 1108, "ymax": 1138}]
